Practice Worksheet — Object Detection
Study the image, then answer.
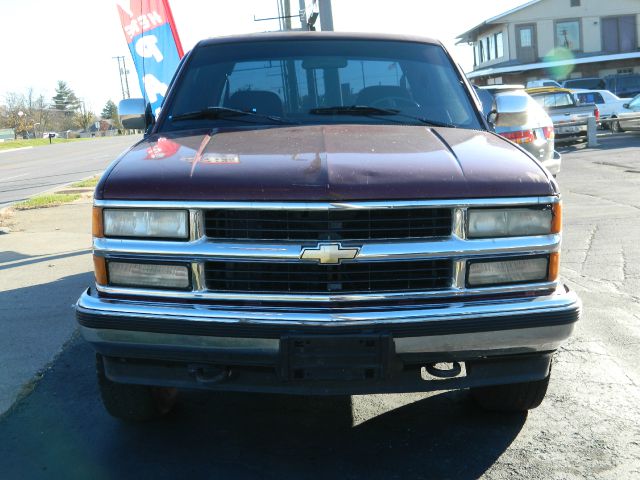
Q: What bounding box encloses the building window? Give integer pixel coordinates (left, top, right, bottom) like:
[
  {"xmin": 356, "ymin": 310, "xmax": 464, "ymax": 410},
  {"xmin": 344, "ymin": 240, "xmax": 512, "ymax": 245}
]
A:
[
  {"xmin": 602, "ymin": 16, "xmax": 637, "ymax": 53},
  {"xmin": 555, "ymin": 19, "xmax": 581, "ymax": 51},
  {"xmin": 495, "ymin": 32, "xmax": 504, "ymax": 58},
  {"xmin": 570, "ymin": 0, "xmax": 580, "ymax": 6},
  {"xmin": 488, "ymin": 35, "xmax": 495, "ymax": 60}
]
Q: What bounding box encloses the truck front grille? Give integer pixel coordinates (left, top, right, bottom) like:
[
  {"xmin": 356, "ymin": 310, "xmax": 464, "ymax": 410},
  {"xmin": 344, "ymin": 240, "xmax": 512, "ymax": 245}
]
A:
[
  {"xmin": 204, "ymin": 259, "xmax": 452, "ymax": 294},
  {"xmin": 203, "ymin": 208, "xmax": 452, "ymax": 241}
]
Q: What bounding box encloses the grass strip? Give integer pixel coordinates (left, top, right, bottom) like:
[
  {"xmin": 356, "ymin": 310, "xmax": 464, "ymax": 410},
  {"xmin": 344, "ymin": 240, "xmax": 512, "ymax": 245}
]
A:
[
  {"xmin": 0, "ymin": 137, "xmax": 90, "ymax": 151},
  {"xmin": 14, "ymin": 193, "xmax": 82, "ymax": 210},
  {"xmin": 70, "ymin": 176, "xmax": 100, "ymax": 188}
]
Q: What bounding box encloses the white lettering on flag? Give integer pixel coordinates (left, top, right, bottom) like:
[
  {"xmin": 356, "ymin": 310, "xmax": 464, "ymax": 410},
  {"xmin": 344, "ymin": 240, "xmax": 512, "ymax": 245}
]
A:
[
  {"xmin": 135, "ymin": 35, "xmax": 164, "ymax": 63},
  {"xmin": 143, "ymin": 74, "xmax": 168, "ymax": 103}
]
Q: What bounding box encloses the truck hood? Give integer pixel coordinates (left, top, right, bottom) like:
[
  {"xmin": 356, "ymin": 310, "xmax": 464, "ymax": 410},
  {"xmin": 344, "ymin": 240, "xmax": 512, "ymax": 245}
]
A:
[{"xmin": 99, "ymin": 125, "xmax": 555, "ymax": 201}]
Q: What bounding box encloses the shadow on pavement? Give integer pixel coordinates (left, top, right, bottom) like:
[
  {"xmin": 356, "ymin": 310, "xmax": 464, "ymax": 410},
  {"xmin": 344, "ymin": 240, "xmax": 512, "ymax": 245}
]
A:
[
  {"xmin": 0, "ymin": 249, "xmax": 91, "ymax": 271},
  {"xmin": 0, "ymin": 337, "xmax": 526, "ymax": 480},
  {"xmin": 557, "ymin": 132, "xmax": 639, "ymax": 153}
]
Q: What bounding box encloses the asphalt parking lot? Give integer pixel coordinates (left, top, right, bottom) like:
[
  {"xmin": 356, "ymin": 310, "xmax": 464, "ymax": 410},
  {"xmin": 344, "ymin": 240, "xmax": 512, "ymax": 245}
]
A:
[{"xmin": 0, "ymin": 133, "xmax": 639, "ymax": 479}]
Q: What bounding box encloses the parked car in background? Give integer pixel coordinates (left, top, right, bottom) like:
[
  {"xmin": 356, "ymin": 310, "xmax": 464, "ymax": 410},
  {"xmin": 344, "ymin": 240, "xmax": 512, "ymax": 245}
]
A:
[
  {"xmin": 562, "ymin": 77, "xmax": 605, "ymax": 90},
  {"xmin": 616, "ymin": 94, "xmax": 640, "ymax": 131},
  {"xmin": 526, "ymin": 87, "xmax": 598, "ymax": 142},
  {"xmin": 526, "ymin": 79, "xmax": 562, "ymax": 88},
  {"xmin": 562, "ymin": 74, "xmax": 640, "ymax": 100},
  {"xmin": 480, "ymin": 84, "xmax": 524, "ymax": 95},
  {"xmin": 476, "ymin": 87, "xmax": 560, "ymax": 176},
  {"xmin": 571, "ymin": 89, "xmax": 632, "ymax": 132},
  {"xmin": 605, "ymin": 74, "xmax": 640, "ymax": 99}
]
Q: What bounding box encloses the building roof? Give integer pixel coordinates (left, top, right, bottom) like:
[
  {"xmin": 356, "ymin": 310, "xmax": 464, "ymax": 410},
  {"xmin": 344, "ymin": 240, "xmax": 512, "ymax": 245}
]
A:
[
  {"xmin": 456, "ymin": 0, "xmax": 542, "ymax": 44},
  {"xmin": 467, "ymin": 51, "xmax": 640, "ymax": 79}
]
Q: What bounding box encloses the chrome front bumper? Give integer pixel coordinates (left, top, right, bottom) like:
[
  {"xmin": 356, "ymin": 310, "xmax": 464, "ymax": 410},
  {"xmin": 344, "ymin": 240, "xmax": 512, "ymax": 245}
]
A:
[{"xmin": 77, "ymin": 286, "xmax": 580, "ymax": 360}]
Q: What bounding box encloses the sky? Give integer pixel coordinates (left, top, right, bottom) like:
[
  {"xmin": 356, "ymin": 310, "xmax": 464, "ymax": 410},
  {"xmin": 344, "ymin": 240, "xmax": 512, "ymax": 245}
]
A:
[{"xmin": 0, "ymin": 0, "xmax": 528, "ymax": 114}]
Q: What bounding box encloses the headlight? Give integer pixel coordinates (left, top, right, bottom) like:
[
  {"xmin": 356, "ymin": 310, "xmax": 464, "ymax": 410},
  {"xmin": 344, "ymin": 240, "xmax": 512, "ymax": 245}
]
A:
[
  {"xmin": 108, "ymin": 261, "xmax": 190, "ymax": 289},
  {"xmin": 467, "ymin": 256, "xmax": 549, "ymax": 287},
  {"xmin": 102, "ymin": 209, "xmax": 188, "ymax": 239},
  {"xmin": 467, "ymin": 206, "xmax": 558, "ymax": 238}
]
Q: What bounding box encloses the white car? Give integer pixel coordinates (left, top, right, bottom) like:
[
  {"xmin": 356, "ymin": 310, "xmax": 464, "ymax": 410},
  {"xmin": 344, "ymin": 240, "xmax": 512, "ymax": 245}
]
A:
[
  {"xmin": 570, "ymin": 89, "xmax": 632, "ymax": 133},
  {"xmin": 526, "ymin": 79, "xmax": 562, "ymax": 88}
]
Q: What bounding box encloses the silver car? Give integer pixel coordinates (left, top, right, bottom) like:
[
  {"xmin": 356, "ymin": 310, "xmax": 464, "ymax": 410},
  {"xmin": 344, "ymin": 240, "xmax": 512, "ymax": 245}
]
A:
[
  {"xmin": 617, "ymin": 94, "xmax": 640, "ymax": 131},
  {"xmin": 475, "ymin": 87, "xmax": 561, "ymax": 176}
]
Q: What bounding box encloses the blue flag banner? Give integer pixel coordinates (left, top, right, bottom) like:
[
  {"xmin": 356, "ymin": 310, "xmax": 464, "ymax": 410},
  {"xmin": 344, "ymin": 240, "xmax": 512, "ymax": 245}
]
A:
[{"xmin": 116, "ymin": 0, "xmax": 184, "ymax": 116}]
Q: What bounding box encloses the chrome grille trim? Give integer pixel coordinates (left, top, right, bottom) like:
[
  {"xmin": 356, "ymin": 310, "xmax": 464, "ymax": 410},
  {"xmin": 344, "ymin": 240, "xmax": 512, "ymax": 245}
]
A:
[
  {"xmin": 94, "ymin": 196, "xmax": 559, "ymax": 211},
  {"xmin": 93, "ymin": 234, "xmax": 561, "ymax": 261},
  {"xmin": 95, "ymin": 280, "xmax": 559, "ymax": 303}
]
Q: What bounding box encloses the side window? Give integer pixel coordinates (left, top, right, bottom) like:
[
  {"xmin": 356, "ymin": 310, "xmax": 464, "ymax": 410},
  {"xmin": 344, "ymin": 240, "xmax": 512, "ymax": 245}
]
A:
[{"xmin": 594, "ymin": 93, "xmax": 604, "ymax": 104}]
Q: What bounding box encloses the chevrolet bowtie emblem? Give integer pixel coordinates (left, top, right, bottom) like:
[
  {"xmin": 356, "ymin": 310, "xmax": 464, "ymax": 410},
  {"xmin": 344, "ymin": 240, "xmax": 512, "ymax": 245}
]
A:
[{"xmin": 300, "ymin": 242, "xmax": 360, "ymax": 265}]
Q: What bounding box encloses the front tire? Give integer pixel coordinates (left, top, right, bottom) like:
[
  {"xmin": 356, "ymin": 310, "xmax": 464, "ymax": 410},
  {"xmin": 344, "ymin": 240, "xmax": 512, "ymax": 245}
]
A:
[
  {"xmin": 471, "ymin": 374, "xmax": 550, "ymax": 412},
  {"xmin": 96, "ymin": 354, "xmax": 178, "ymax": 421}
]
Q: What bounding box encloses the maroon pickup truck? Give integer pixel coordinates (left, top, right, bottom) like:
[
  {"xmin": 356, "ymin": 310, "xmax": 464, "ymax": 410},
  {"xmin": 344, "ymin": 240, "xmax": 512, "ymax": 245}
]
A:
[{"xmin": 76, "ymin": 32, "xmax": 580, "ymax": 421}]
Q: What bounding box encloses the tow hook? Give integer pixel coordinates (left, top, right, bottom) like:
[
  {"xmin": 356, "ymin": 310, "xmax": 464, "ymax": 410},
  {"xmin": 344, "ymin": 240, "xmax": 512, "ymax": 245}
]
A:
[
  {"xmin": 425, "ymin": 362, "xmax": 463, "ymax": 379},
  {"xmin": 188, "ymin": 365, "xmax": 230, "ymax": 385}
]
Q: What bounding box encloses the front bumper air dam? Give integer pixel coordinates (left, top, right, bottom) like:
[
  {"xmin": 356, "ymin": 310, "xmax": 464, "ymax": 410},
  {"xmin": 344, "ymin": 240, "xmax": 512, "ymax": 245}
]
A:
[{"xmin": 76, "ymin": 286, "xmax": 581, "ymax": 394}]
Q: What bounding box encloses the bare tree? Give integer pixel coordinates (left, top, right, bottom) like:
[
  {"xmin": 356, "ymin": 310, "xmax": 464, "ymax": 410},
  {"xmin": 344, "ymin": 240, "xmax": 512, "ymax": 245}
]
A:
[{"xmin": 74, "ymin": 102, "xmax": 96, "ymax": 132}]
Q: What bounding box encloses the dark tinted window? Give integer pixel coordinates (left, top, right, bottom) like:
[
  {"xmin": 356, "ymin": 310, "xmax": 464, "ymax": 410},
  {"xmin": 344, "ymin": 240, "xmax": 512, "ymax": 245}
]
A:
[
  {"xmin": 161, "ymin": 39, "xmax": 481, "ymax": 131},
  {"xmin": 603, "ymin": 16, "xmax": 636, "ymax": 53},
  {"xmin": 576, "ymin": 92, "xmax": 604, "ymax": 104},
  {"xmin": 563, "ymin": 78, "xmax": 605, "ymax": 89}
]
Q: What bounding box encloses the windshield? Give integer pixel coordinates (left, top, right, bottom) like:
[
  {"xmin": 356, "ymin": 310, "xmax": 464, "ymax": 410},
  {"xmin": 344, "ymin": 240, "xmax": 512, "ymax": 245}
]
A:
[{"xmin": 159, "ymin": 39, "xmax": 481, "ymax": 131}]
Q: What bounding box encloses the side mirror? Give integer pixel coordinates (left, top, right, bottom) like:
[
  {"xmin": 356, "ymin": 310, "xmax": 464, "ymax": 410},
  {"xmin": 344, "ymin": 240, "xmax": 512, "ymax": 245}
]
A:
[
  {"xmin": 623, "ymin": 103, "xmax": 630, "ymax": 109},
  {"xmin": 492, "ymin": 92, "xmax": 529, "ymax": 127},
  {"xmin": 119, "ymin": 98, "xmax": 148, "ymax": 130}
]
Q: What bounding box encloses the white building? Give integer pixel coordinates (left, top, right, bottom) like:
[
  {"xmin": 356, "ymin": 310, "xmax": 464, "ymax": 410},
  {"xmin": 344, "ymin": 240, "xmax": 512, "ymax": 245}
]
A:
[{"xmin": 457, "ymin": 0, "xmax": 640, "ymax": 85}]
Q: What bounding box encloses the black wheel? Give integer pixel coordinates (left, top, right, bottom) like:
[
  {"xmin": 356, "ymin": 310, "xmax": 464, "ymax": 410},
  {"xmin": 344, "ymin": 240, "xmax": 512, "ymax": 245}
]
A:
[
  {"xmin": 96, "ymin": 354, "xmax": 178, "ymax": 421},
  {"xmin": 610, "ymin": 117, "xmax": 623, "ymax": 133},
  {"xmin": 471, "ymin": 374, "xmax": 550, "ymax": 412}
]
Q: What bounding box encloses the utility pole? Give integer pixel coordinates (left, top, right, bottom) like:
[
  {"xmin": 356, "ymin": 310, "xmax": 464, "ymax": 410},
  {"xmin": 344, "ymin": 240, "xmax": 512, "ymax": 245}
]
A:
[
  {"xmin": 318, "ymin": 0, "xmax": 334, "ymax": 31},
  {"xmin": 298, "ymin": 0, "xmax": 308, "ymax": 30},
  {"xmin": 283, "ymin": 0, "xmax": 292, "ymax": 30},
  {"xmin": 113, "ymin": 56, "xmax": 125, "ymax": 100},
  {"xmin": 122, "ymin": 58, "xmax": 131, "ymax": 99},
  {"xmin": 112, "ymin": 56, "xmax": 131, "ymax": 100}
]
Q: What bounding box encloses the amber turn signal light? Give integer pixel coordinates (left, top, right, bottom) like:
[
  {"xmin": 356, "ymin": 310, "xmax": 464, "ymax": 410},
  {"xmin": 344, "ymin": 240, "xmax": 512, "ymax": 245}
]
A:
[
  {"xmin": 548, "ymin": 252, "xmax": 560, "ymax": 282},
  {"xmin": 93, "ymin": 255, "xmax": 108, "ymax": 286},
  {"xmin": 551, "ymin": 202, "xmax": 562, "ymax": 234},
  {"xmin": 92, "ymin": 207, "xmax": 104, "ymax": 238}
]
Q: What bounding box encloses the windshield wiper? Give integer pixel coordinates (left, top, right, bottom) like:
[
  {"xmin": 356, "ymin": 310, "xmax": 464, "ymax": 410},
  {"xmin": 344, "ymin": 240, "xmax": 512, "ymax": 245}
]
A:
[
  {"xmin": 309, "ymin": 105, "xmax": 458, "ymax": 128},
  {"xmin": 170, "ymin": 106, "xmax": 295, "ymax": 124},
  {"xmin": 310, "ymin": 105, "xmax": 400, "ymax": 116}
]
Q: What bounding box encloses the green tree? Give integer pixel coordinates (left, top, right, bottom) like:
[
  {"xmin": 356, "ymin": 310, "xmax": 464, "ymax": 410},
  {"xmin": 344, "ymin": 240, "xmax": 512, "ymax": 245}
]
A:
[
  {"xmin": 51, "ymin": 81, "xmax": 80, "ymax": 112},
  {"xmin": 101, "ymin": 99, "xmax": 118, "ymax": 119}
]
